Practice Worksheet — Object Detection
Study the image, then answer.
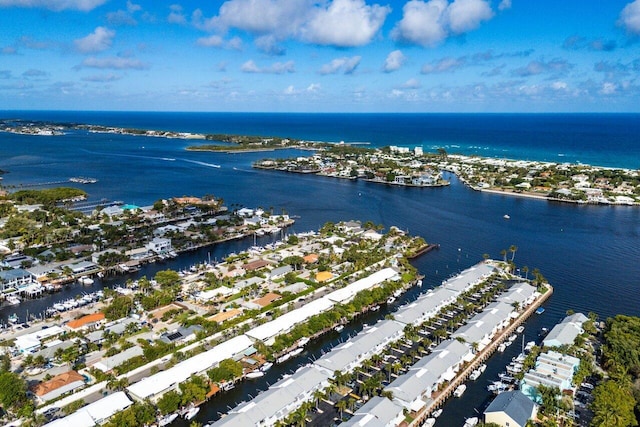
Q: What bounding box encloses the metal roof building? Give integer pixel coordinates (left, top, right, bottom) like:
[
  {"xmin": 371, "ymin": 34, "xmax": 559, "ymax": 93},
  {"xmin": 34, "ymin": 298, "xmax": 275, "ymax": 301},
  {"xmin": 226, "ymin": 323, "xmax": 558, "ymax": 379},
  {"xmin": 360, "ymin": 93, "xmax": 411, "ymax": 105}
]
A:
[
  {"xmin": 342, "ymin": 396, "xmax": 405, "ymax": 427},
  {"xmin": 127, "ymin": 334, "xmax": 253, "ymax": 402}
]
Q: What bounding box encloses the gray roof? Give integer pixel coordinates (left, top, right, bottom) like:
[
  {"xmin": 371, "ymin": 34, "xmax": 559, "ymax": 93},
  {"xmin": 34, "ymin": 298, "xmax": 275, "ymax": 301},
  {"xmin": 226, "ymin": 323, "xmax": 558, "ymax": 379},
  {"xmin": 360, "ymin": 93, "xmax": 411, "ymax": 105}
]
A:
[
  {"xmin": 315, "ymin": 320, "xmax": 403, "ymax": 373},
  {"xmin": 95, "ymin": 346, "xmax": 144, "ymax": 372},
  {"xmin": 543, "ymin": 312, "xmax": 588, "ymax": 347},
  {"xmin": 485, "ymin": 390, "xmax": 535, "ymax": 427},
  {"xmin": 452, "ymin": 302, "xmax": 512, "ymax": 343},
  {"xmin": 393, "ymin": 288, "xmax": 456, "ymax": 326},
  {"xmin": 213, "ymin": 365, "xmax": 330, "ymax": 427},
  {"xmin": 442, "ymin": 263, "xmax": 494, "ymax": 293},
  {"xmin": 497, "ymin": 282, "xmax": 536, "ymax": 305},
  {"xmin": 342, "ymin": 396, "xmax": 403, "ymax": 427},
  {"xmin": 0, "ymin": 268, "xmax": 34, "ymax": 282},
  {"xmin": 269, "ymin": 265, "xmax": 293, "ymax": 278}
]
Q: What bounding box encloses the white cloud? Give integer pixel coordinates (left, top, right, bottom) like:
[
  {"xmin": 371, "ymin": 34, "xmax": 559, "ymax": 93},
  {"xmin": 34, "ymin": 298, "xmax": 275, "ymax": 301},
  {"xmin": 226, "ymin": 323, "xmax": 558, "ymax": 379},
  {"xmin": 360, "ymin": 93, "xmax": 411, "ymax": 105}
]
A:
[
  {"xmin": 600, "ymin": 82, "xmax": 617, "ymax": 95},
  {"xmin": 194, "ymin": 0, "xmax": 388, "ymax": 48},
  {"xmin": 498, "ymin": 0, "xmax": 511, "ymax": 11},
  {"xmin": 302, "ymin": 0, "xmax": 390, "ymax": 47},
  {"xmin": 106, "ymin": 10, "xmax": 137, "ymax": 26},
  {"xmin": 421, "ymin": 56, "xmax": 466, "ymax": 73},
  {"xmin": 306, "ymin": 83, "xmax": 320, "ymax": 92},
  {"xmin": 241, "ymin": 60, "xmax": 295, "ymax": 74},
  {"xmin": 383, "ymin": 50, "xmax": 406, "ymax": 72},
  {"xmin": 402, "ymin": 78, "xmax": 421, "ymax": 89},
  {"xmin": 168, "ymin": 4, "xmax": 187, "ymax": 25},
  {"xmin": 551, "ymin": 81, "xmax": 567, "ymax": 91},
  {"xmin": 205, "ymin": 0, "xmax": 312, "ymax": 35},
  {"xmin": 319, "ymin": 56, "xmax": 361, "ymax": 75},
  {"xmin": 618, "ymin": 0, "xmax": 640, "ymax": 34},
  {"xmin": 511, "ymin": 59, "xmax": 572, "ymax": 77},
  {"xmin": 196, "ymin": 35, "xmax": 224, "ymax": 47},
  {"xmin": 255, "ymin": 35, "xmax": 285, "ymax": 55},
  {"xmin": 392, "ymin": 0, "xmax": 494, "ymax": 47},
  {"xmin": 126, "ymin": 0, "xmax": 141, "ymax": 13},
  {"xmin": 74, "ymin": 27, "xmax": 115, "ymax": 53},
  {"xmin": 447, "ymin": 0, "xmax": 493, "ymax": 33},
  {"xmin": 0, "ymin": 0, "xmax": 107, "ymax": 11},
  {"xmin": 80, "ymin": 56, "xmax": 147, "ymax": 69}
]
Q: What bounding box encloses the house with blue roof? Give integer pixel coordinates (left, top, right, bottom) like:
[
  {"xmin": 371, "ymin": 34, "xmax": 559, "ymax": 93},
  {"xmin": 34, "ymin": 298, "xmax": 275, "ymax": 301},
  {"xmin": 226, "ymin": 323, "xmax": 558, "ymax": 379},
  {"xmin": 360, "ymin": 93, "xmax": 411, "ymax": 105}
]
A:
[{"xmin": 484, "ymin": 390, "xmax": 537, "ymax": 427}]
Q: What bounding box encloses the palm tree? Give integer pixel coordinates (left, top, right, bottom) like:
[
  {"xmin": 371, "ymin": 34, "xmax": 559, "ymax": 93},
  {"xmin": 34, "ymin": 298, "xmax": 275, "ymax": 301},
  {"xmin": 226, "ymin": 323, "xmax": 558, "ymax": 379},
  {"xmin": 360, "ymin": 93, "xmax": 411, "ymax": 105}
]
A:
[
  {"xmin": 509, "ymin": 245, "xmax": 518, "ymax": 262},
  {"xmin": 336, "ymin": 399, "xmax": 347, "ymax": 419},
  {"xmin": 313, "ymin": 390, "xmax": 324, "ymax": 410},
  {"xmin": 482, "ymin": 253, "xmax": 490, "ymax": 261},
  {"xmin": 500, "ymin": 249, "xmax": 507, "ymax": 262},
  {"xmin": 522, "ymin": 265, "xmax": 529, "ymax": 280}
]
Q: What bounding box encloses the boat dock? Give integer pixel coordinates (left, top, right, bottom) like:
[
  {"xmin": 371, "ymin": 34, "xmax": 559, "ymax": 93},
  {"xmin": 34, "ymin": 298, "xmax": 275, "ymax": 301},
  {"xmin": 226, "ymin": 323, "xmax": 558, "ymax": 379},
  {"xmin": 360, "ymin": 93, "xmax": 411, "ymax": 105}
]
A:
[{"xmin": 411, "ymin": 283, "xmax": 554, "ymax": 426}]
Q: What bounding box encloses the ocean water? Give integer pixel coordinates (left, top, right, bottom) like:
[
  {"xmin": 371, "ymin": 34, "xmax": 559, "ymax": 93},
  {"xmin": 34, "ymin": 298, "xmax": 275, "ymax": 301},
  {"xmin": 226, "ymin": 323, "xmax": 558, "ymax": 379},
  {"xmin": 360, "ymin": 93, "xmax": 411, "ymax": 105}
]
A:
[{"xmin": 1, "ymin": 112, "xmax": 639, "ymax": 425}]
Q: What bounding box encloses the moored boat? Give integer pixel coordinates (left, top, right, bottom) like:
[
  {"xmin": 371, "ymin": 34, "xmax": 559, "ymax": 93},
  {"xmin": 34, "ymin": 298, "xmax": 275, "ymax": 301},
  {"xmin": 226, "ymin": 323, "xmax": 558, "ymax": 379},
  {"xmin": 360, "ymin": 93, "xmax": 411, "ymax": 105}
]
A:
[
  {"xmin": 260, "ymin": 362, "xmax": 273, "ymax": 372},
  {"xmin": 463, "ymin": 416, "xmax": 479, "ymax": 427},
  {"xmin": 453, "ymin": 384, "xmax": 466, "ymax": 397},
  {"xmin": 516, "ymin": 325, "xmax": 525, "ymax": 333},
  {"xmin": 245, "ymin": 370, "xmax": 264, "ymax": 379},
  {"xmin": 184, "ymin": 406, "xmax": 200, "ymax": 420},
  {"xmin": 334, "ymin": 325, "xmax": 344, "ymax": 332},
  {"xmin": 158, "ymin": 413, "xmax": 178, "ymax": 426},
  {"xmin": 431, "ymin": 408, "xmax": 443, "ymax": 418}
]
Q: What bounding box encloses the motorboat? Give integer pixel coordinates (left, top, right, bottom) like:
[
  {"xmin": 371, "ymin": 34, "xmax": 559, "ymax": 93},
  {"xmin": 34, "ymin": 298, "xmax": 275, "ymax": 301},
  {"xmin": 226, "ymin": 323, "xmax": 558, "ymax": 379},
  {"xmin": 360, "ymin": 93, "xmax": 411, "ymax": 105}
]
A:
[{"xmin": 453, "ymin": 384, "xmax": 466, "ymax": 397}]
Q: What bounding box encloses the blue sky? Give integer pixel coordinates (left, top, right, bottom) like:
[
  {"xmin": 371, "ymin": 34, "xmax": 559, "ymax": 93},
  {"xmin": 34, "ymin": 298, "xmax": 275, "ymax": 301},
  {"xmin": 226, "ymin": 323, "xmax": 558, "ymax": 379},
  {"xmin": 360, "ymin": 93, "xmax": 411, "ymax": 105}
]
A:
[{"xmin": 1, "ymin": 0, "xmax": 639, "ymax": 112}]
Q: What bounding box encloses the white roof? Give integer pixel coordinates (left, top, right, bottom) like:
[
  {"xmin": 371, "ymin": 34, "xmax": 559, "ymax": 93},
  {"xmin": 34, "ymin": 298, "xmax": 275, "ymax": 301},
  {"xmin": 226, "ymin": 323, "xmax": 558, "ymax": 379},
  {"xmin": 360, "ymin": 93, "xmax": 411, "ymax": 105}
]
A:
[
  {"xmin": 44, "ymin": 410, "xmax": 94, "ymax": 427},
  {"xmin": 127, "ymin": 335, "xmax": 253, "ymax": 400},
  {"xmin": 44, "ymin": 392, "xmax": 132, "ymax": 427},
  {"xmin": 15, "ymin": 325, "xmax": 65, "ymax": 352},
  {"xmin": 81, "ymin": 391, "xmax": 132, "ymax": 423},
  {"xmin": 93, "ymin": 346, "xmax": 144, "ymax": 372},
  {"xmin": 327, "ymin": 268, "xmax": 398, "ymax": 304},
  {"xmin": 245, "ymin": 297, "xmax": 335, "ymax": 342}
]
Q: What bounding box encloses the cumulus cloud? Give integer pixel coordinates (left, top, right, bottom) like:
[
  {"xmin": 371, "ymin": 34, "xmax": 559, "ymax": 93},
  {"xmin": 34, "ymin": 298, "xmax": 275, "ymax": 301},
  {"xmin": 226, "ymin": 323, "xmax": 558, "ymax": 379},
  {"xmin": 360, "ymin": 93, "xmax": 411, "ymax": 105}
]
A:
[
  {"xmin": 302, "ymin": 0, "xmax": 390, "ymax": 47},
  {"xmin": 255, "ymin": 35, "xmax": 285, "ymax": 55},
  {"xmin": 74, "ymin": 27, "xmax": 115, "ymax": 53},
  {"xmin": 167, "ymin": 4, "xmax": 187, "ymax": 25},
  {"xmin": 402, "ymin": 78, "xmax": 421, "ymax": 89},
  {"xmin": 79, "ymin": 56, "xmax": 148, "ymax": 69},
  {"xmin": 240, "ymin": 60, "xmax": 295, "ymax": 74},
  {"xmin": 600, "ymin": 82, "xmax": 617, "ymax": 95},
  {"xmin": 319, "ymin": 56, "xmax": 361, "ymax": 75},
  {"xmin": 392, "ymin": 0, "xmax": 494, "ymax": 47},
  {"xmin": 551, "ymin": 81, "xmax": 567, "ymax": 91},
  {"xmin": 511, "ymin": 59, "xmax": 572, "ymax": 77},
  {"xmin": 203, "ymin": 0, "xmax": 312, "ymax": 35},
  {"xmin": 383, "ymin": 50, "xmax": 406, "ymax": 72},
  {"xmin": 283, "ymin": 83, "xmax": 321, "ymax": 95},
  {"xmin": 421, "ymin": 56, "xmax": 466, "ymax": 73},
  {"xmin": 498, "ymin": 0, "xmax": 511, "ymax": 10},
  {"xmin": 447, "ymin": 0, "xmax": 493, "ymax": 33},
  {"xmin": 196, "ymin": 35, "xmax": 225, "ymax": 47},
  {"xmin": 193, "ymin": 0, "xmax": 389, "ymax": 48},
  {"xmin": 0, "ymin": 0, "xmax": 107, "ymax": 10},
  {"xmin": 618, "ymin": 0, "xmax": 640, "ymax": 34}
]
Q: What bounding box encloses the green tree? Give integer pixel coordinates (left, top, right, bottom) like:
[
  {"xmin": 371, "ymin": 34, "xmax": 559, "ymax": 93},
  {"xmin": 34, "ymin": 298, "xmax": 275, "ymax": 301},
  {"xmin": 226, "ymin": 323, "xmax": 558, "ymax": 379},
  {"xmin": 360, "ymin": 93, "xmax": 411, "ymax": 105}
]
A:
[
  {"xmin": 590, "ymin": 380, "xmax": 638, "ymax": 427},
  {"xmin": 157, "ymin": 390, "xmax": 182, "ymax": 415},
  {"xmin": 154, "ymin": 270, "xmax": 181, "ymax": 288}
]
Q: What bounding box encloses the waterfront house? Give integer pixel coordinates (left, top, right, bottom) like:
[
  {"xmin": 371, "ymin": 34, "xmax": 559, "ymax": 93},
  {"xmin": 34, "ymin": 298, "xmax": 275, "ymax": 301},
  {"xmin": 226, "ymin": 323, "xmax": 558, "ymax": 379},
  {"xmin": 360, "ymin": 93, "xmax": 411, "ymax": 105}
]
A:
[
  {"xmin": 65, "ymin": 313, "xmax": 106, "ymax": 331},
  {"xmin": 393, "ymin": 287, "xmax": 457, "ymax": 326},
  {"xmin": 315, "ymin": 320, "xmax": 404, "ymax": 374},
  {"xmin": 15, "ymin": 326, "xmax": 66, "ymax": 354},
  {"xmin": 145, "ymin": 237, "xmax": 173, "ymax": 255},
  {"xmin": 212, "ymin": 365, "xmax": 330, "ymax": 427},
  {"xmin": 484, "ymin": 390, "xmax": 537, "ymax": 427},
  {"xmin": 127, "ymin": 334, "xmax": 253, "ymax": 402},
  {"xmin": 0, "ymin": 268, "xmax": 36, "ymax": 292},
  {"xmin": 32, "ymin": 371, "xmax": 85, "ymax": 404},
  {"xmin": 543, "ymin": 312, "xmax": 589, "ymax": 348},
  {"xmin": 269, "ymin": 265, "xmax": 293, "ymax": 280},
  {"xmin": 520, "ymin": 351, "xmax": 580, "ymax": 403},
  {"xmin": 43, "ymin": 391, "xmax": 133, "ymax": 427}
]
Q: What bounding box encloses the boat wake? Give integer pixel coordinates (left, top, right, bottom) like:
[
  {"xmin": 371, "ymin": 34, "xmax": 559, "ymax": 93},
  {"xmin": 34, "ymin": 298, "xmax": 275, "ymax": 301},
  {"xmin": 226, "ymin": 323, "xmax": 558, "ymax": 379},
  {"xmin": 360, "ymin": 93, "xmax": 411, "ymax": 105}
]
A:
[{"xmin": 180, "ymin": 159, "xmax": 221, "ymax": 169}]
